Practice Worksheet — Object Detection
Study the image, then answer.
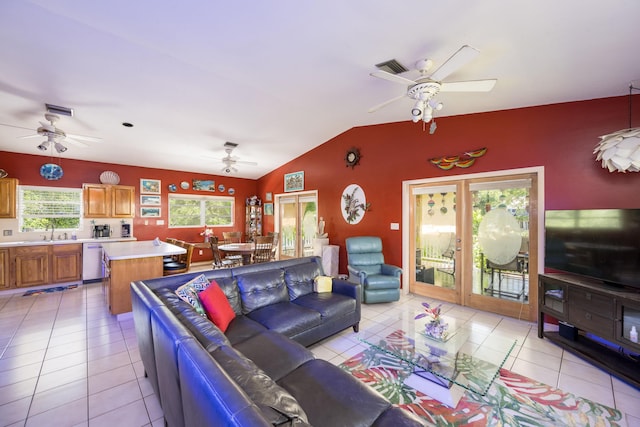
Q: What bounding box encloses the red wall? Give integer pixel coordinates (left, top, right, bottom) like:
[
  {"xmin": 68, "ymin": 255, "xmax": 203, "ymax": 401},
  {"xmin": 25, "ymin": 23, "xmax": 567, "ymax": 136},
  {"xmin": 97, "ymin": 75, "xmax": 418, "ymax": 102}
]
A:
[
  {"xmin": 258, "ymin": 95, "xmax": 640, "ymax": 272},
  {"xmin": 0, "ymin": 153, "xmax": 258, "ymax": 263}
]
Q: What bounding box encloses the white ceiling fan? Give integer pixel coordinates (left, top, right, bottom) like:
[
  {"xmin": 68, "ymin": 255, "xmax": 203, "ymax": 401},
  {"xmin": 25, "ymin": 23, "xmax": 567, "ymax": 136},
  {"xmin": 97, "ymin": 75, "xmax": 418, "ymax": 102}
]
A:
[
  {"xmin": 369, "ymin": 45, "xmax": 497, "ymax": 126},
  {"xmin": 11, "ymin": 107, "xmax": 102, "ymax": 153},
  {"xmin": 220, "ymin": 141, "xmax": 257, "ymax": 174}
]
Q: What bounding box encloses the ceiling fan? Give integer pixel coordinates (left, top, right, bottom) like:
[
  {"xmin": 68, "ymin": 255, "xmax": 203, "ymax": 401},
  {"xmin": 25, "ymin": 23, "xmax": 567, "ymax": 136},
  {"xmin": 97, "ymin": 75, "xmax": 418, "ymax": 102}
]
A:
[
  {"xmin": 369, "ymin": 45, "xmax": 497, "ymax": 127},
  {"xmin": 220, "ymin": 142, "xmax": 257, "ymax": 174},
  {"xmin": 15, "ymin": 108, "xmax": 102, "ymax": 153}
]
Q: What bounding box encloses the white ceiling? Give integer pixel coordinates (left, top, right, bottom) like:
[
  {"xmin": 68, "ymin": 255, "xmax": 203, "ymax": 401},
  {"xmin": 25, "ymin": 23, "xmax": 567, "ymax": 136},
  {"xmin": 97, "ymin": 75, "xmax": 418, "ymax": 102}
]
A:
[{"xmin": 1, "ymin": 1, "xmax": 639, "ymax": 179}]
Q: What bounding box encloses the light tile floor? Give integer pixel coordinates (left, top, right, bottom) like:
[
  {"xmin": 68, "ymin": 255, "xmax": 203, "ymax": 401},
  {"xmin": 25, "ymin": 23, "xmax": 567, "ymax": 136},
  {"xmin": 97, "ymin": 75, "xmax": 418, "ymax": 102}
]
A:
[{"xmin": 1, "ymin": 281, "xmax": 639, "ymax": 427}]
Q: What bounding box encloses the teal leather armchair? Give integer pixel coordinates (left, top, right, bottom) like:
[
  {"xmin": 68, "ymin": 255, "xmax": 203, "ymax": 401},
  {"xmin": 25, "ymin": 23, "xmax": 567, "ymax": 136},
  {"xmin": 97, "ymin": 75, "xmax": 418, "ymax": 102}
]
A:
[{"xmin": 345, "ymin": 236, "xmax": 401, "ymax": 303}]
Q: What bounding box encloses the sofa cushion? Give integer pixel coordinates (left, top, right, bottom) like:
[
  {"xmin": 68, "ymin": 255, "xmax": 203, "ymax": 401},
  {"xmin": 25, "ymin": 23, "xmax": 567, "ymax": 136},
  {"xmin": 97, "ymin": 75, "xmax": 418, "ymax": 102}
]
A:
[
  {"xmin": 214, "ymin": 276, "xmax": 243, "ymax": 316},
  {"xmin": 225, "ymin": 316, "xmax": 268, "ymax": 346},
  {"xmin": 283, "ymin": 262, "xmax": 322, "ymax": 300},
  {"xmin": 211, "ymin": 345, "xmax": 310, "ymax": 426},
  {"xmin": 278, "ymin": 359, "xmax": 391, "ymax": 427},
  {"xmin": 237, "ymin": 269, "xmax": 289, "ymax": 314},
  {"xmin": 233, "ymin": 330, "xmax": 315, "ymax": 382},
  {"xmin": 156, "ymin": 288, "xmax": 231, "ymax": 352},
  {"xmin": 199, "ymin": 280, "xmax": 236, "ymax": 332},
  {"xmin": 247, "ymin": 302, "xmax": 321, "ymax": 337},
  {"xmin": 292, "ymin": 292, "xmax": 356, "ymax": 319},
  {"xmin": 175, "ymin": 274, "xmax": 210, "ymax": 316}
]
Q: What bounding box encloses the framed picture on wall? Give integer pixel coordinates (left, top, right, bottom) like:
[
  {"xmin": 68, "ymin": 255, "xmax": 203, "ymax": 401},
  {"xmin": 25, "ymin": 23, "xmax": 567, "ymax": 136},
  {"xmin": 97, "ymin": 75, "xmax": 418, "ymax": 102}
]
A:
[
  {"xmin": 284, "ymin": 171, "xmax": 304, "ymax": 192},
  {"xmin": 140, "ymin": 179, "xmax": 161, "ymax": 194},
  {"xmin": 140, "ymin": 195, "xmax": 161, "ymax": 205},
  {"xmin": 264, "ymin": 203, "xmax": 274, "ymax": 215},
  {"xmin": 140, "ymin": 207, "xmax": 161, "ymax": 217},
  {"xmin": 265, "ymin": 192, "xmax": 273, "ymax": 201}
]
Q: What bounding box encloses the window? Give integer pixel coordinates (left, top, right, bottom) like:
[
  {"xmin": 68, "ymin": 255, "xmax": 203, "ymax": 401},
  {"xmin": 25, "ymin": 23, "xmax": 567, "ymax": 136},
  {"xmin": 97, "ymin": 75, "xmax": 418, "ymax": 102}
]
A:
[
  {"xmin": 19, "ymin": 186, "xmax": 83, "ymax": 231},
  {"xmin": 168, "ymin": 194, "xmax": 234, "ymax": 228}
]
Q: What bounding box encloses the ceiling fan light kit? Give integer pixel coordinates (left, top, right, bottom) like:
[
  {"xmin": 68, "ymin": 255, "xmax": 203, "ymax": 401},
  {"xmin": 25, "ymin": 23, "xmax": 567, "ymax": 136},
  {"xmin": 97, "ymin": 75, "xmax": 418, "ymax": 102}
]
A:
[{"xmin": 369, "ymin": 45, "xmax": 497, "ymax": 132}]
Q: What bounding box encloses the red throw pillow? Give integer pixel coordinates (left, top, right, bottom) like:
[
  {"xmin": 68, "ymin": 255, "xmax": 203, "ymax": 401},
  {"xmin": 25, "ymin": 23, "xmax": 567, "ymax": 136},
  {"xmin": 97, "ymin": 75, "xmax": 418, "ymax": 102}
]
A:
[{"xmin": 198, "ymin": 280, "xmax": 236, "ymax": 332}]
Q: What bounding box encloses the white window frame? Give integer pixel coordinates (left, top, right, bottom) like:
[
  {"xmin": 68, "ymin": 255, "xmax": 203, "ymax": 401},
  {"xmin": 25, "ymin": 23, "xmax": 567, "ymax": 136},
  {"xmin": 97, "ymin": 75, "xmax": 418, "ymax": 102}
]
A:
[
  {"xmin": 168, "ymin": 194, "xmax": 235, "ymax": 228},
  {"xmin": 18, "ymin": 185, "xmax": 83, "ymax": 232}
]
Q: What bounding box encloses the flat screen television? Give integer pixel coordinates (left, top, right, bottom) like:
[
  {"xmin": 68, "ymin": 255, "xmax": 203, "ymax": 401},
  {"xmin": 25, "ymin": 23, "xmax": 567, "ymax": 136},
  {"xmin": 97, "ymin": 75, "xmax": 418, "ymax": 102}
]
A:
[{"xmin": 545, "ymin": 208, "xmax": 640, "ymax": 289}]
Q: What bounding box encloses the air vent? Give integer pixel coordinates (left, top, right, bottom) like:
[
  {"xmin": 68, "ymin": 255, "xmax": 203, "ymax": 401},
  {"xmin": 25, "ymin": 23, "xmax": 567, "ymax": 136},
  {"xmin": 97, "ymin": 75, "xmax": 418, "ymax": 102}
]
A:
[
  {"xmin": 224, "ymin": 141, "xmax": 238, "ymax": 149},
  {"xmin": 45, "ymin": 103, "xmax": 74, "ymax": 117},
  {"xmin": 374, "ymin": 59, "xmax": 408, "ymax": 75}
]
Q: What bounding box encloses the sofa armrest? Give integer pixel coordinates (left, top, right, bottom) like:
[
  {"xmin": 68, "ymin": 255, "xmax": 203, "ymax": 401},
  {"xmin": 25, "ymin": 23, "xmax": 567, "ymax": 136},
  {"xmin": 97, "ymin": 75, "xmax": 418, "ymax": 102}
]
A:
[
  {"xmin": 331, "ymin": 278, "xmax": 360, "ymax": 302},
  {"xmin": 381, "ymin": 263, "xmax": 402, "ymax": 277}
]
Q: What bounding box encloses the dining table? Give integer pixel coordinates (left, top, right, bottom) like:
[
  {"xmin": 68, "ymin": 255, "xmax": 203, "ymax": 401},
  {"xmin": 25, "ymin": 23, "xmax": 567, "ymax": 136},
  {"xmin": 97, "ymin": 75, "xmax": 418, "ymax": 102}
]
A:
[{"xmin": 219, "ymin": 242, "xmax": 254, "ymax": 265}]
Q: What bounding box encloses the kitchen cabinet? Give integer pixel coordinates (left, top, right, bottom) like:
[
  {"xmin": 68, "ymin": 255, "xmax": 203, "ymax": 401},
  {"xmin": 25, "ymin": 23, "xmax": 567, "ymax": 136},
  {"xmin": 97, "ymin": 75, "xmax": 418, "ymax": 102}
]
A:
[
  {"xmin": 83, "ymin": 184, "xmax": 135, "ymax": 218},
  {"xmin": 12, "ymin": 245, "xmax": 50, "ymax": 288},
  {"xmin": 0, "ymin": 248, "xmax": 10, "ymax": 289},
  {"xmin": 4, "ymin": 243, "xmax": 83, "ymax": 289},
  {"xmin": 0, "ymin": 178, "xmax": 19, "ymax": 218},
  {"xmin": 51, "ymin": 243, "xmax": 82, "ymax": 283}
]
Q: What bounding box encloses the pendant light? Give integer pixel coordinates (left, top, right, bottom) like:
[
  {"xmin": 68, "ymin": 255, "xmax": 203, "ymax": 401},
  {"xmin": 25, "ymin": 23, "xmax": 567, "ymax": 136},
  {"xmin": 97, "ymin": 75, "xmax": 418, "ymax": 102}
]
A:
[{"xmin": 594, "ymin": 83, "xmax": 640, "ymax": 172}]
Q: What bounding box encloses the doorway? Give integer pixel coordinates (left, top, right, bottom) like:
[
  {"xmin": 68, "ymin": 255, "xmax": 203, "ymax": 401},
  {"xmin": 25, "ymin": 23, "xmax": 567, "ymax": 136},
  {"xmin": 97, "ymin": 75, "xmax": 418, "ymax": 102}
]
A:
[
  {"xmin": 404, "ymin": 168, "xmax": 542, "ymax": 321},
  {"xmin": 274, "ymin": 191, "xmax": 318, "ymax": 259}
]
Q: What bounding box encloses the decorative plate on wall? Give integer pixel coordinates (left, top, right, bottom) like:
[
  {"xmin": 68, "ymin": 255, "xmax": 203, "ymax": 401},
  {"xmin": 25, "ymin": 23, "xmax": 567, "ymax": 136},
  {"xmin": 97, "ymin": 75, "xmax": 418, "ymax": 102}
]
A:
[
  {"xmin": 99, "ymin": 170, "xmax": 120, "ymax": 185},
  {"xmin": 40, "ymin": 163, "xmax": 63, "ymax": 180},
  {"xmin": 218, "ymin": 184, "xmax": 225, "ymax": 192},
  {"xmin": 228, "ymin": 188, "xmax": 235, "ymax": 195},
  {"xmin": 180, "ymin": 181, "xmax": 190, "ymax": 190},
  {"xmin": 168, "ymin": 183, "xmax": 177, "ymax": 192}
]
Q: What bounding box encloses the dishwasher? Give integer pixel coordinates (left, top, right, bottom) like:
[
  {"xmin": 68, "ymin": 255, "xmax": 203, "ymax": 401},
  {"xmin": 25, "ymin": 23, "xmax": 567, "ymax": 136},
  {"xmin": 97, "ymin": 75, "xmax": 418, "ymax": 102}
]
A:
[{"xmin": 83, "ymin": 242, "xmax": 104, "ymax": 283}]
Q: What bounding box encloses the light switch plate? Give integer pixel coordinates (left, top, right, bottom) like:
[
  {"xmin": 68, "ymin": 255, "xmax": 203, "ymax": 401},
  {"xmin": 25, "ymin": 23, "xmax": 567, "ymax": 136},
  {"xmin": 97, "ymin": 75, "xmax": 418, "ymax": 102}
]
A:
[
  {"xmin": 390, "ymin": 223, "xmax": 400, "ymax": 230},
  {"xmin": 2, "ymin": 230, "xmax": 12, "ymax": 236}
]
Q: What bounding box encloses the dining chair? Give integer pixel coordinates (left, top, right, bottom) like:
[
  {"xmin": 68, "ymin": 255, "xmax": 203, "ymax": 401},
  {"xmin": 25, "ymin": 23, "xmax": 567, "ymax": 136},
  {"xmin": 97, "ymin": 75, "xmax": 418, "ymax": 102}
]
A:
[
  {"xmin": 163, "ymin": 241, "xmax": 195, "ymax": 276},
  {"xmin": 252, "ymin": 235, "xmax": 273, "ymax": 264},
  {"xmin": 163, "ymin": 238, "xmax": 181, "ymax": 264},
  {"xmin": 268, "ymin": 231, "xmax": 279, "ymax": 261},
  {"xmin": 222, "ymin": 231, "xmax": 242, "ymax": 244},
  {"xmin": 209, "ymin": 236, "xmax": 241, "ymax": 269}
]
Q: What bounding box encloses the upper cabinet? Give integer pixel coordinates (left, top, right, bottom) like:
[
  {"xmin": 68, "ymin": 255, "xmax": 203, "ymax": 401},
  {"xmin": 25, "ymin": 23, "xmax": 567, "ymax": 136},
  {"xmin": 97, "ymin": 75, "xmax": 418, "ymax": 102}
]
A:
[
  {"xmin": 83, "ymin": 184, "xmax": 135, "ymax": 218},
  {"xmin": 0, "ymin": 178, "xmax": 19, "ymax": 218}
]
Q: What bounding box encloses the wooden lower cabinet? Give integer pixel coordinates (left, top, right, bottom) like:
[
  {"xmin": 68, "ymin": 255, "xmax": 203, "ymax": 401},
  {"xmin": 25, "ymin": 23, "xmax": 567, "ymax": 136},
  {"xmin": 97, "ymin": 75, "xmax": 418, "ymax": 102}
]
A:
[
  {"xmin": 0, "ymin": 249, "xmax": 10, "ymax": 289},
  {"xmin": 51, "ymin": 244, "xmax": 82, "ymax": 283},
  {"xmin": 13, "ymin": 246, "xmax": 50, "ymax": 288},
  {"xmin": 104, "ymin": 255, "xmax": 163, "ymax": 315},
  {"xmin": 6, "ymin": 244, "xmax": 83, "ymax": 289}
]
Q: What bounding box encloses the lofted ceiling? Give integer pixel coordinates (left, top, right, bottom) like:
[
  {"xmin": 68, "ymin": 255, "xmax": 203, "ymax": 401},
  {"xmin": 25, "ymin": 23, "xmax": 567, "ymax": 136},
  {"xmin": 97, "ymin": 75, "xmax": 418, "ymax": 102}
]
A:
[{"xmin": 0, "ymin": 1, "xmax": 639, "ymax": 179}]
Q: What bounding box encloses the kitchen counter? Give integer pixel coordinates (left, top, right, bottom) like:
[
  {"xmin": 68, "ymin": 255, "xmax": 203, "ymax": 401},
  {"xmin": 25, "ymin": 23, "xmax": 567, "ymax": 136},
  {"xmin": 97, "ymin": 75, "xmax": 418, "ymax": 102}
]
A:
[
  {"xmin": 102, "ymin": 240, "xmax": 185, "ymax": 260},
  {"xmin": 0, "ymin": 237, "xmax": 137, "ymax": 248},
  {"xmin": 102, "ymin": 240, "xmax": 186, "ymax": 315}
]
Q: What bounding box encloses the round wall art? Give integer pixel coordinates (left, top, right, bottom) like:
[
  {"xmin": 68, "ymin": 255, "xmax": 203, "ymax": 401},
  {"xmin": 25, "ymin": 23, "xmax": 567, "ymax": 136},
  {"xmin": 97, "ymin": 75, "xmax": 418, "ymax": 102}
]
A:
[
  {"xmin": 40, "ymin": 163, "xmax": 63, "ymax": 180},
  {"xmin": 341, "ymin": 184, "xmax": 370, "ymax": 224}
]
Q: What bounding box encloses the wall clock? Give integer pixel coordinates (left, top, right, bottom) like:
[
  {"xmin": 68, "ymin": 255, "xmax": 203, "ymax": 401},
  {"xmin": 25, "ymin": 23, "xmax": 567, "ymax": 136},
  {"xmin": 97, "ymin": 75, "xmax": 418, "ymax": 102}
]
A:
[{"xmin": 345, "ymin": 147, "xmax": 361, "ymax": 168}]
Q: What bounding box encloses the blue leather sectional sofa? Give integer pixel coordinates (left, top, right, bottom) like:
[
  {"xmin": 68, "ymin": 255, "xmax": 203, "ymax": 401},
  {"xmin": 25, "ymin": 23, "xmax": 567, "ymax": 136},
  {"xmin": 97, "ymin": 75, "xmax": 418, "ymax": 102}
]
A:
[{"xmin": 131, "ymin": 256, "xmax": 424, "ymax": 427}]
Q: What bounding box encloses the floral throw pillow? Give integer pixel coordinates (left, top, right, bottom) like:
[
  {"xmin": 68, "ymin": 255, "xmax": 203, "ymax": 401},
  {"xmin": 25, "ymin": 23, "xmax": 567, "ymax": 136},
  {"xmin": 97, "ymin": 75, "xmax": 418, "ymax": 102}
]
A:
[{"xmin": 175, "ymin": 274, "xmax": 210, "ymax": 316}]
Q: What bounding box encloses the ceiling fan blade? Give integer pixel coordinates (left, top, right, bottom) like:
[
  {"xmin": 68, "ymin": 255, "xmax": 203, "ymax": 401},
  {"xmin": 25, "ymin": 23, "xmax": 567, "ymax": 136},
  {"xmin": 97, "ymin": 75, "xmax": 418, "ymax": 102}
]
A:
[
  {"xmin": 370, "ymin": 70, "xmax": 416, "ymax": 86},
  {"xmin": 440, "ymin": 79, "xmax": 497, "ymax": 92},
  {"xmin": 66, "ymin": 132, "xmax": 102, "ymax": 142},
  {"xmin": 0, "ymin": 122, "xmax": 35, "ymax": 131},
  {"xmin": 429, "ymin": 45, "xmax": 480, "ymax": 82},
  {"xmin": 235, "ymin": 160, "xmax": 258, "ymax": 166},
  {"xmin": 18, "ymin": 133, "xmax": 41, "ymax": 139},
  {"xmin": 368, "ymin": 94, "xmax": 407, "ymax": 113},
  {"xmin": 64, "ymin": 137, "xmax": 89, "ymax": 147}
]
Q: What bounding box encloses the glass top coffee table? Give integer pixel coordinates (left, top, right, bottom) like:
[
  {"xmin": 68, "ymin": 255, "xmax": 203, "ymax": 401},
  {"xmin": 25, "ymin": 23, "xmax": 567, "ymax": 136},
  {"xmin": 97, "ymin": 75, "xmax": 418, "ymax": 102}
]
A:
[{"xmin": 359, "ymin": 315, "xmax": 517, "ymax": 407}]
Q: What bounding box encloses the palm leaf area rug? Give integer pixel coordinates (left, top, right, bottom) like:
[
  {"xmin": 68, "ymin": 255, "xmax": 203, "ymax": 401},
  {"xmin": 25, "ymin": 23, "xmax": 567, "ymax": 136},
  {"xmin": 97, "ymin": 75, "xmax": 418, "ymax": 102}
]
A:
[
  {"xmin": 23, "ymin": 284, "xmax": 78, "ymax": 296},
  {"xmin": 340, "ymin": 330, "xmax": 623, "ymax": 426}
]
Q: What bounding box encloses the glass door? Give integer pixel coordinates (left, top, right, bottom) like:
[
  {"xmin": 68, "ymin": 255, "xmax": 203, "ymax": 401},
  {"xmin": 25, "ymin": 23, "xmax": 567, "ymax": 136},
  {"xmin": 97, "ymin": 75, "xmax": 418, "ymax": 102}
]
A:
[
  {"xmin": 408, "ymin": 172, "xmax": 538, "ymax": 321},
  {"xmin": 275, "ymin": 192, "xmax": 317, "ymax": 259},
  {"xmin": 411, "ymin": 183, "xmax": 461, "ymax": 304}
]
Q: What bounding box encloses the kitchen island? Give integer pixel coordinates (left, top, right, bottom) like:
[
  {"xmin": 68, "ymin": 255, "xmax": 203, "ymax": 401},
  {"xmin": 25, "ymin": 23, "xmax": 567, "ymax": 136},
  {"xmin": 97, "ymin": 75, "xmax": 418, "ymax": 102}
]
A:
[{"xmin": 102, "ymin": 240, "xmax": 185, "ymax": 315}]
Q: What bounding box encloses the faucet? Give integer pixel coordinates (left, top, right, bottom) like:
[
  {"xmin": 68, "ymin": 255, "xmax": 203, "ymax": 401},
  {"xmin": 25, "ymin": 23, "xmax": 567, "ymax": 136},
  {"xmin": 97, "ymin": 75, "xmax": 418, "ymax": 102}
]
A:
[{"xmin": 46, "ymin": 220, "xmax": 55, "ymax": 241}]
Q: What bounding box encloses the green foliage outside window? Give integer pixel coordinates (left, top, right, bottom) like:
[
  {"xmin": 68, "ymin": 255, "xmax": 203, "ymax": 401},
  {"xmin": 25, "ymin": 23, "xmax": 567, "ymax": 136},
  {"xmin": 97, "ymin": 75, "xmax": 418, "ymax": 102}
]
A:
[
  {"xmin": 168, "ymin": 195, "xmax": 233, "ymax": 227},
  {"xmin": 20, "ymin": 187, "xmax": 82, "ymax": 231}
]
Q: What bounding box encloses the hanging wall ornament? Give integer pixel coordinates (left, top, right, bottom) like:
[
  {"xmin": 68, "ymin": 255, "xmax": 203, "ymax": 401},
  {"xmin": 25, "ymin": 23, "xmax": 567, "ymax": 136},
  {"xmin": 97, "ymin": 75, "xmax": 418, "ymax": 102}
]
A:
[
  {"xmin": 40, "ymin": 163, "xmax": 63, "ymax": 180},
  {"xmin": 341, "ymin": 184, "xmax": 370, "ymax": 224}
]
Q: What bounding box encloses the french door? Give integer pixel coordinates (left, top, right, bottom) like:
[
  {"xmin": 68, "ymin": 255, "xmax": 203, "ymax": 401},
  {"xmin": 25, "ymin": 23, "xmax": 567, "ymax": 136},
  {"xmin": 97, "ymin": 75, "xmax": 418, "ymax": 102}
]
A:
[
  {"xmin": 407, "ymin": 170, "xmax": 540, "ymax": 321},
  {"xmin": 275, "ymin": 191, "xmax": 318, "ymax": 259}
]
